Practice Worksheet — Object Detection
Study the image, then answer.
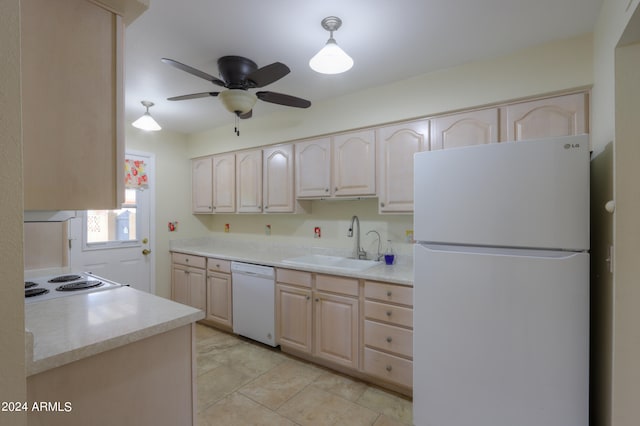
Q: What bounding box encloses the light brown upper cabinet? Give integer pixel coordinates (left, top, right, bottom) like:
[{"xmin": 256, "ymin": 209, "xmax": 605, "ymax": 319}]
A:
[
  {"xmin": 333, "ymin": 130, "xmax": 377, "ymax": 197},
  {"xmin": 192, "ymin": 157, "xmax": 213, "ymax": 213},
  {"xmin": 500, "ymin": 92, "xmax": 588, "ymax": 141},
  {"xmin": 295, "ymin": 138, "xmax": 332, "ymax": 198},
  {"xmin": 377, "ymin": 120, "xmax": 430, "ymax": 214},
  {"xmin": 212, "ymin": 153, "xmax": 236, "ymax": 213},
  {"xmin": 236, "ymin": 149, "xmax": 263, "ymax": 213},
  {"xmin": 21, "ymin": 0, "xmax": 130, "ymax": 210},
  {"xmin": 263, "ymin": 145, "xmax": 296, "ymax": 213},
  {"xmin": 430, "ymin": 108, "xmax": 499, "ymax": 150}
]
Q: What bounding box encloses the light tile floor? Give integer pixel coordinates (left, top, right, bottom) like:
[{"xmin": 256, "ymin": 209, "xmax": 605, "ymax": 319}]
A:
[{"xmin": 195, "ymin": 324, "xmax": 413, "ymax": 426}]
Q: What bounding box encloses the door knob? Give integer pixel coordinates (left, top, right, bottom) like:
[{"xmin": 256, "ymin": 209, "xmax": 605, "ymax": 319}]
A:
[{"xmin": 142, "ymin": 249, "xmax": 152, "ymax": 255}]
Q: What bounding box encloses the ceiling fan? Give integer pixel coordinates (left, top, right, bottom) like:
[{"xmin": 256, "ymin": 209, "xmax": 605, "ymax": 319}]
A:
[{"xmin": 162, "ymin": 56, "xmax": 311, "ymax": 135}]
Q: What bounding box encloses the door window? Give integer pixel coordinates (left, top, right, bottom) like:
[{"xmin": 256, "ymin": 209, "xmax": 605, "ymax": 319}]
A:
[{"xmin": 84, "ymin": 189, "xmax": 140, "ymax": 248}]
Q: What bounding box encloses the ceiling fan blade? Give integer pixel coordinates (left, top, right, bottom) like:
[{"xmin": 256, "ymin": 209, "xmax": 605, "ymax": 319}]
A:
[
  {"xmin": 239, "ymin": 110, "xmax": 252, "ymax": 119},
  {"xmin": 247, "ymin": 62, "xmax": 290, "ymax": 88},
  {"xmin": 161, "ymin": 58, "xmax": 226, "ymax": 87},
  {"xmin": 256, "ymin": 91, "xmax": 311, "ymax": 108},
  {"xmin": 167, "ymin": 92, "xmax": 219, "ymax": 101}
]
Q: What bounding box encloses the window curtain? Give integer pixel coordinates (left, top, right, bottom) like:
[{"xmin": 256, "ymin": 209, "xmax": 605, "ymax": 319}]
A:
[{"xmin": 124, "ymin": 159, "xmax": 148, "ymax": 189}]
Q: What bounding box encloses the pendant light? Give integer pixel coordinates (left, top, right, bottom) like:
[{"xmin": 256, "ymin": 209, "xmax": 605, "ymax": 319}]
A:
[
  {"xmin": 309, "ymin": 16, "xmax": 353, "ymax": 75},
  {"xmin": 132, "ymin": 100, "xmax": 161, "ymax": 131}
]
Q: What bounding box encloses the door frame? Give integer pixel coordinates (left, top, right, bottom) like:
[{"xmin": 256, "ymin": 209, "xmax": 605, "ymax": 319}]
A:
[{"xmin": 127, "ymin": 149, "xmax": 156, "ymax": 294}]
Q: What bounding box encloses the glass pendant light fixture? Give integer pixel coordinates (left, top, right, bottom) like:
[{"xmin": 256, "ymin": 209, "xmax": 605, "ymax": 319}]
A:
[
  {"xmin": 132, "ymin": 100, "xmax": 161, "ymax": 131},
  {"xmin": 309, "ymin": 16, "xmax": 354, "ymax": 75}
]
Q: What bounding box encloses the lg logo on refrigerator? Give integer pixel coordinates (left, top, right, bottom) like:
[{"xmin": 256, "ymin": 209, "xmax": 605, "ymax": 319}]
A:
[{"xmin": 564, "ymin": 143, "xmax": 581, "ymax": 149}]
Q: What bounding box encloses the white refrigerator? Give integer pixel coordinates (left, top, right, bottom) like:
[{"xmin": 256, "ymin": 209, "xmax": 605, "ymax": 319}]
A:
[{"xmin": 412, "ymin": 135, "xmax": 589, "ymax": 426}]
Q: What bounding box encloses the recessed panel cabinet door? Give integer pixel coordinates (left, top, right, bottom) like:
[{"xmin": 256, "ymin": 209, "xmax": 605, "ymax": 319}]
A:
[
  {"xmin": 192, "ymin": 157, "xmax": 213, "ymax": 213},
  {"xmin": 295, "ymin": 138, "xmax": 332, "ymax": 198},
  {"xmin": 207, "ymin": 272, "xmax": 232, "ymax": 328},
  {"xmin": 236, "ymin": 149, "xmax": 263, "ymax": 213},
  {"xmin": 212, "ymin": 153, "xmax": 235, "ymax": 213},
  {"xmin": 430, "ymin": 108, "xmax": 499, "ymax": 150},
  {"xmin": 276, "ymin": 284, "xmax": 312, "ymax": 353},
  {"xmin": 314, "ymin": 292, "xmax": 359, "ymax": 369},
  {"xmin": 500, "ymin": 92, "xmax": 588, "ymax": 141},
  {"xmin": 333, "ymin": 130, "xmax": 376, "ymax": 196},
  {"xmin": 377, "ymin": 120, "xmax": 430, "ymax": 213},
  {"xmin": 263, "ymin": 145, "xmax": 295, "ymax": 212}
]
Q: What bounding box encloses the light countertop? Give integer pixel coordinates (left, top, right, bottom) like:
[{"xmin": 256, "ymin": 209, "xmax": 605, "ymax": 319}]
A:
[
  {"xmin": 169, "ymin": 238, "xmax": 413, "ymax": 286},
  {"xmin": 25, "ymin": 286, "xmax": 204, "ymax": 376}
]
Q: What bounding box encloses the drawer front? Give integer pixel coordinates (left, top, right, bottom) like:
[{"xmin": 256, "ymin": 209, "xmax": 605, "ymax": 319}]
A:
[
  {"xmin": 171, "ymin": 252, "xmax": 206, "ymax": 269},
  {"xmin": 276, "ymin": 268, "xmax": 312, "ymax": 288},
  {"xmin": 316, "ymin": 274, "xmax": 359, "ymax": 297},
  {"xmin": 364, "ymin": 281, "xmax": 413, "ymax": 306},
  {"xmin": 207, "ymin": 257, "xmax": 231, "ymax": 274},
  {"xmin": 364, "ymin": 301, "xmax": 413, "ymax": 328},
  {"xmin": 363, "ymin": 347, "xmax": 413, "ymax": 388},
  {"xmin": 364, "ymin": 320, "xmax": 413, "ymax": 358}
]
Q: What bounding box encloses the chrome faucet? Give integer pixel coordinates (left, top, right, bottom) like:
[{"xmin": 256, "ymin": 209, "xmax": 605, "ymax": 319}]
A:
[{"xmin": 348, "ymin": 215, "xmax": 367, "ymax": 259}]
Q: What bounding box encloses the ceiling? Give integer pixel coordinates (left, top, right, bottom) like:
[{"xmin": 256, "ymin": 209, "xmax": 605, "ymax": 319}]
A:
[{"xmin": 124, "ymin": 0, "xmax": 603, "ymax": 135}]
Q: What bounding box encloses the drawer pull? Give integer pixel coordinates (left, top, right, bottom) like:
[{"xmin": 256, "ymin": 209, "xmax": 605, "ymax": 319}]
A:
[
  {"xmin": 386, "ymin": 336, "xmax": 393, "ymax": 343},
  {"xmin": 387, "ymin": 290, "xmax": 392, "ymax": 297},
  {"xmin": 216, "ymin": 264, "xmax": 220, "ymax": 268},
  {"xmin": 306, "ymin": 295, "xmax": 310, "ymax": 301},
  {"xmin": 185, "ymin": 258, "xmax": 189, "ymax": 263},
  {"xmin": 386, "ymin": 311, "xmax": 392, "ymax": 317},
  {"xmin": 386, "ymin": 365, "xmax": 393, "ymax": 372}
]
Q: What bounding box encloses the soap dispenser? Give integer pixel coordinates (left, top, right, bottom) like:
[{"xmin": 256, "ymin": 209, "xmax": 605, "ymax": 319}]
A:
[{"xmin": 384, "ymin": 240, "xmax": 395, "ymax": 265}]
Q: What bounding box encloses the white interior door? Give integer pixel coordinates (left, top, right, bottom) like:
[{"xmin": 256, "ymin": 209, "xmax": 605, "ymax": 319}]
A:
[{"xmin": 69, "ymin": 151, "xmax": 155, "ymax": 293}]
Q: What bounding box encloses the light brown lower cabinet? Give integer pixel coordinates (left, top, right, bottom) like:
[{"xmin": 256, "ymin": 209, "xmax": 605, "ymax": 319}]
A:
[
  {"xmin": 171, "ymin": 254, "xmax": 206, "ymax": 312},
  {"xmin": 276, "ymin": 268, "xmax": 415, "ymax": 395}
]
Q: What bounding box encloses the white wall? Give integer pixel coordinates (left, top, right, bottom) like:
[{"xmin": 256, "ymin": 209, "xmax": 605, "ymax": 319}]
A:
[
  {"xmin": 187, "ymin": 33, "xmax": 593, "ymax": 157},
  {"xmin": 0, "ymin": 0, "xmax": 27, "ymax": 423}
]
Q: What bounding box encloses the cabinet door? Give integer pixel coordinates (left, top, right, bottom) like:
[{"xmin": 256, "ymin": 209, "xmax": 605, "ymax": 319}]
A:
[
  {"xmin": 377, "ymin": 120, "xmax": 430, "ymax": 213},
  {"xmin": 333, "ymin": 130, "xmax": 376, "ymax": 196},
  {"xmin": 263, "ymin": 145, "xmax": 295, "ymax": 212},
  {"xmin": 295, "ymin": 138, "xmax": 332, "ymax": 198},
  {"xmin": 207, "ymin": 272, "xmax": 232, "ymax": 328},
  {"xmin": 314, "ymin": 292, "xmax": 359, "ymax": 369},
  {"xmin": 212, "ymin": 153, "xmax": 235, "ymax": 213},
  {"xmin": 276, "ymin": 284, "xmax": 312, "ymax": 353},
  {"xmin": 188, "ymin": 267, "xmax": 207, "ymax": 312},
  {"xmin": 236, "ymin": 149, "xmax": 263, "ymax": 213},
  {"xmin": 430, "ymin": 108, "xmax": 499, "ymax": 150},
  {"xmin": 192, "ymin": 157, "xmax": 213, "ymax": 213},
  {"xmin": 22, "ymin": 0, "xmax": 124, "ymax": 210},
  {"xmin": 171, "ymin": 264, "xmax": 190, "ymax": 306},
  {"xmin": 500, "ymin": 92, "xmax": 588, "ymax": 141}
]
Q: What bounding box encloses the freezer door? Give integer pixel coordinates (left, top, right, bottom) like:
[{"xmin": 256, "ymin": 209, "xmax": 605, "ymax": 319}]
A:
[
  {"xmin": 412, "ymin": 244, "xmax": 589, "ymax": 426},
  {"xmin": 413, "ymin": 134, "xmax": 589, "ymax": 251}
]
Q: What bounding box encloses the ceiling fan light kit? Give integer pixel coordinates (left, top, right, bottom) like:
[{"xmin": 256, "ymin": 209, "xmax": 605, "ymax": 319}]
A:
[
  {"xmin": 309, "ymin": 16, "xmax": 353, "ymax": 75},
  {"xmin": 218, "ymin": 89, "xmax": 257, "ymax": 115},
  {"xmin": 132, "ymin": 100, "xmax": 161, "ymax": 131},
  {"xmin": 162, "ymin": 55, "xmax": 311, "ymax": 135}
]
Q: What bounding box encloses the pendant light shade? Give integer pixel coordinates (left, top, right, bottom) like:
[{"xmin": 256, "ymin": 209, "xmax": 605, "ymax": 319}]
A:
[
  {"xmin": 309, "ymin": 16, "xmax": 353, "ymax": 75},
  {"xmin": 132, "ymin": 100, "xmax": 161, "ymax": 131}
]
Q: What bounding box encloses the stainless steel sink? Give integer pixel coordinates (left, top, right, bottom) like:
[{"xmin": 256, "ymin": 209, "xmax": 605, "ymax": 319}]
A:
[{"xmin": 281, "ymin": 254, "xmax": 378, "ymax": 271}]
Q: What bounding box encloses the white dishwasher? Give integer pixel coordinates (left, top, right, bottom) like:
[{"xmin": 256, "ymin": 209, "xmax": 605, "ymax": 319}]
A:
[{"xmin": 231, "ymin": 261, "xmax": 277, "ymax": 347}]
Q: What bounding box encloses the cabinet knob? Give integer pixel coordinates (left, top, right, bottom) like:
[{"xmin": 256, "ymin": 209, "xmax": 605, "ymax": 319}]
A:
[
  {"xmin": 306, "ymin": 295, "xmax": 310, "ymax": 301},
  {"xmin": 265, "ymin": 205, "xmax": 269, "ymax": 209},
  {"xmin": 386, "ymin": 311, "xmax": 392, "ymax": 317},
  {"xmin": 334, "ymin": 187, "xmax": 338, "ymax": 192},
  {"xmin": 185, "ymin": 258, "xmax": 189, "ymax": 263},
  {"xmin": 212, "ymin": 206, "xmax": 216, "ymax": 210},
  {"xmin": 386, "ymin": 336, "xmax": 393, "ymax": 343},
  {"xmin": 380, "ymin": 202, "xmax": 385, "ymax": 207},
  {"xmin": 386, "ymin": 291, "xmax": 392, "ymax": 297},
  {"xmin": 216, "ymin": 264, "xmax": 220, "ymax": 268},
  {"xmin": 325, "ymin": 188, "xmax": 329, "ymax": 192},
  {"xmin": 315, "ymin": 298, "xmax": 319, "ymax": 302},
  {"xmin": 386, "ymin": 365, "xmax": 393, "ymax": 372}
]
